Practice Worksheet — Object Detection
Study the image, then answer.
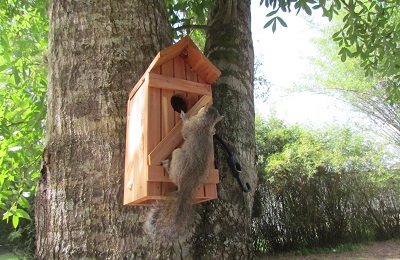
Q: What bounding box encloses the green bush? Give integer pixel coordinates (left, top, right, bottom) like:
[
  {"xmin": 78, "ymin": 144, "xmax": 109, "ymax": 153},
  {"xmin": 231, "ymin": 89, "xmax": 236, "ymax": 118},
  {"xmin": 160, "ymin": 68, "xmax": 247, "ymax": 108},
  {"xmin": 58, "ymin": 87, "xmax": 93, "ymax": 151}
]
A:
[{"xmin": 253, "ymin": 116, "xmax": 400, "ymax": 253}]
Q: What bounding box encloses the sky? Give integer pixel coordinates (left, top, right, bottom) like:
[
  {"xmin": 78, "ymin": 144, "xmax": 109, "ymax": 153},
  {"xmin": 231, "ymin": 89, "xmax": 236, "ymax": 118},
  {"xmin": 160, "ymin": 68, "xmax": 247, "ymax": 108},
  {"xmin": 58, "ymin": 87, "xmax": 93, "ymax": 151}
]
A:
[{"xmin": 250, "ymin": 0, "xmax": 370, "ymax": 128}]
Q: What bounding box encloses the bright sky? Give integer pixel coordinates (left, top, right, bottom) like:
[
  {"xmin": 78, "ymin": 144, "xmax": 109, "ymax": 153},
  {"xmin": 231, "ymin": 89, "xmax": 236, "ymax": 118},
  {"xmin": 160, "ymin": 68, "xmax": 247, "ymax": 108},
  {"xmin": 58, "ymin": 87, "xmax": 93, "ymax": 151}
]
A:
[{"xmin": 250, "ymin": 0, "xmax": 369, "ymax": 127}]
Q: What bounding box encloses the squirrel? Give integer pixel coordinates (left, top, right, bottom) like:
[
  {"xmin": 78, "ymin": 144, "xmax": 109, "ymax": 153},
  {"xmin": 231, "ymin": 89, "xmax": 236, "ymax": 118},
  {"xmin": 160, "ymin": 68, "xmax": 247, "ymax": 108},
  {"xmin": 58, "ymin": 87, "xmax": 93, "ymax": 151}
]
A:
[{"xmin": 144, "ymin": 103, "xmax": 223, "ymax": 241}]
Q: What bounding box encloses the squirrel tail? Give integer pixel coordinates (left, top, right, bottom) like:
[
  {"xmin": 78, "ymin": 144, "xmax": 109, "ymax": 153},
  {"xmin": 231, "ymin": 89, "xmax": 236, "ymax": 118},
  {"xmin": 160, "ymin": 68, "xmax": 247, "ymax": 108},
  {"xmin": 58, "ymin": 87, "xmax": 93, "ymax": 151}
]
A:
[{"xmin": 144, "ymin": 188, "xmax": 194, "ymax": 241}]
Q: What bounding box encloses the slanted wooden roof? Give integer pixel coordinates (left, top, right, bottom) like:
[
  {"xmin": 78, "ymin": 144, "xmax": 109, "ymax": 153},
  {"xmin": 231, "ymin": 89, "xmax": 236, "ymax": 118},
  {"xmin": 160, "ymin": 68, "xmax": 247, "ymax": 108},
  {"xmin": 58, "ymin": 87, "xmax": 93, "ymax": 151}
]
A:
[
  {"xmin": 129, "ymin": 36, "xmax": 221, "ymax": 99},
  {"xmin": 147, "ymin": 36, "xmax": 220, "ymax": 84}
]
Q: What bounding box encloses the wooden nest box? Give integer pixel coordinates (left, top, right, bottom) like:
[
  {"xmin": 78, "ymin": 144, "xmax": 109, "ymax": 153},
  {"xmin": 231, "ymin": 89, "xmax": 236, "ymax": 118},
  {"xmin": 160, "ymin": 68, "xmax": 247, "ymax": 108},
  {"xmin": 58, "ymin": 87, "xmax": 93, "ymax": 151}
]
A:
[{"xmin": 124, "ymin": 36, "xmax": 221, "ymax": 206}]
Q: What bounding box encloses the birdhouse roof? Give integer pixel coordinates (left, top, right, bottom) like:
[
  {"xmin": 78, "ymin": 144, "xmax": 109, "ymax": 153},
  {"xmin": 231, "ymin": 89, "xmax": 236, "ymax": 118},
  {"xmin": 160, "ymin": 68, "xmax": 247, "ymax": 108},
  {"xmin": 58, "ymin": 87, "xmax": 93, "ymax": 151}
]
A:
[{"xmin": 146, "ymin": 36, "xmax": 221, "ymax": 85}]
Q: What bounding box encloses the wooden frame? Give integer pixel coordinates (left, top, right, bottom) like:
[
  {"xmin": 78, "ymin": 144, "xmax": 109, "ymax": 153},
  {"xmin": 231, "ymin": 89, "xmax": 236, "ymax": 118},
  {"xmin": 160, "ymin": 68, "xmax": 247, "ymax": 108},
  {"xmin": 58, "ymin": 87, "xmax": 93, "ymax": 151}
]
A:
[{"xmin": 124, "ymin": 36, "xmax": 221, "ymax": 206}]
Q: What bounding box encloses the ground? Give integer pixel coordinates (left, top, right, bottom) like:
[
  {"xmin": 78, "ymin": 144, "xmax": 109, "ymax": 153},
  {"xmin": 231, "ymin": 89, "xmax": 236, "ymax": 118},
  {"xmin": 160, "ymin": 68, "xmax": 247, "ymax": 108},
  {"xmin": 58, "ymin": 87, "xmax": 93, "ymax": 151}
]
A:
[
  {"xmin": 0, "ymin": 240, "xmax": 399, "ymax": 259},
  {"xmin": 257, "ymin": 240, "xmax": 400, "ymax": 260}
]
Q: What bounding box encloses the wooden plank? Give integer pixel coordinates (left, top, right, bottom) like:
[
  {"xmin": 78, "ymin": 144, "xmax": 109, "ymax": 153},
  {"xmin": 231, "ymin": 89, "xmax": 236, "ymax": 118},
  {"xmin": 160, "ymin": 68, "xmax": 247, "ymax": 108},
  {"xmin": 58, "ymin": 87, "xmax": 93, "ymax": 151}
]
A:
[
  {"xmin": 185, "ymin": 63, "xmax": 200, "ymax": 109},
  {"xmin": 148, "ymin": 95, "xmax": 212, "ymax": 165},
  {"xmin": 147, "ymin": 182, "xmax": 162, "ymax": 197},
  {"xmin": 148, "ymin": 65, "xmax": 163, "ymax": 197},
  {"xmin": 161, "ymin": 183, "xmax": 177, "ymax": 196},
  {"xmin": 204, "ymin": 183, "xmax": 218, "ymax": 199},
  {"xmin": 148, "ymin": 88, "xmax": 161, "ymax": 151},
  {"xmin": 148, "ymin": 166, "xmax": 219, "ymax": 184},
  {"xmin": 128, "ymin": 75, "xmax": 145, "ymax": 99},
  {"xmin": 160, "ymin": 60, "xmax": 175, "ymax": 197},
  {"xmin": 173, "ymin": 56, "xmax": 187, "ymax": 122},
  {"xmin": 129, "ymin": 36, "xmax": 220, "ymax": 100},
  {"xmin": 193, "ymin": 185, "xmax": 205, "ymax": 198},
  {"xmin": 174, "ymin": 56, "xmax": 186, "ymax": 79},
  {"xmin": 161, "ymin": 60, "xmax": 175, "ymax": 138},
  {"xmin": 148, "ymin": 37, "xmax": 188, "ymax": 70},
  {"xmin": 124, "ymin": 83, "xmax": 148, "ymax": 205},
  {"xmin": 183, "ymin": 38, "xmax": 221, "ymax": 84},
  {"xmin": 148, "ymin": 73, "xmax": 212, "ymax": 96}
]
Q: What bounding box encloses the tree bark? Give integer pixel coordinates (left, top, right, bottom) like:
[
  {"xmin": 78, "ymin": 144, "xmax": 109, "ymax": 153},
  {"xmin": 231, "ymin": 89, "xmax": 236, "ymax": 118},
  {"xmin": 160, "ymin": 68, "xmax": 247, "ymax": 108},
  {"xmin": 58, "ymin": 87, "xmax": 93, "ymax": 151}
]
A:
[
  {"xmin": 36, "ymin": 0, "xmax": 256, "ymax": 259},
  {"xmin": 35, "ymin": 1, "xmax": 172, "ymax": 258},
  {"xmin": 190, "ymin": 0, "xmax": 257, "ymax": 258}
]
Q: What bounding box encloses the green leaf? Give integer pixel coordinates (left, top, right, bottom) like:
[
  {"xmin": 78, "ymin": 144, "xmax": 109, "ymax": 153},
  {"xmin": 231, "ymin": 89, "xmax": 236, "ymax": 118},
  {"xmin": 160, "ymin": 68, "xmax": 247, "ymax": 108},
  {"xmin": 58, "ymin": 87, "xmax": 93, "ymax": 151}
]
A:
[
  {"xmin": 276, "ymin": 16, "xmax": 288, "ymax": 27},
  {"xmin": 266, "ymin": 9, "xmax": 279, "ymax": 17},
  {"xmin": 12, "ymin": 215, "xmax": 19, "ymax": 228},
  {"xmin": 15, "ymin": 208, "xmax": 31, "ymax": 220},
  {"xmin": 272, "ymin": 19, "xmax": 277, "ymax": 33},
  {"xmin": 303, "ymin": 4, "xmax": 312, "ymax": 15},
  {"xmin": 18, "ymin": 196, "xmax": 30, "ymax": 208},
  {"xmin": 264, "ymin": 18, "xmax": 275, "ymax": 29}
]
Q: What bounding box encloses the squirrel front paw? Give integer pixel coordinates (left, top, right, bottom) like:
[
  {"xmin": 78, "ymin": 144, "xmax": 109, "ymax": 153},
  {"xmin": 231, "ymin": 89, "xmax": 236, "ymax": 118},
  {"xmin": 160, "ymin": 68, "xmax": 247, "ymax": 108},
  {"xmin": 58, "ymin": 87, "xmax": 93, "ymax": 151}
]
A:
[
  {"xmin": 161, "ymin": 159, "xmax": 170, "ymax": 173},
  {"xmin": 180, "ymin": 110, "xmax": 189, "ymax": 123}
]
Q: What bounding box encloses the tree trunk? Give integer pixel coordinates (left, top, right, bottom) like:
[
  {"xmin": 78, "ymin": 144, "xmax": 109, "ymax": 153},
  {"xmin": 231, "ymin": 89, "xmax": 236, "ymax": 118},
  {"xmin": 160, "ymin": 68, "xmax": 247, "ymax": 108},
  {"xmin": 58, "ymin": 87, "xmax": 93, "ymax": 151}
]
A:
[
  {"xmin": 191, "ymin": 0, "xmax": 257, "ymax": 258},
  {"xmin": 36, "ymin": 0, "xmax": 256, "ymax": 259},
  {"xmin": 35, "ymin": 1, "xmax": 172, "ymax": 258}
]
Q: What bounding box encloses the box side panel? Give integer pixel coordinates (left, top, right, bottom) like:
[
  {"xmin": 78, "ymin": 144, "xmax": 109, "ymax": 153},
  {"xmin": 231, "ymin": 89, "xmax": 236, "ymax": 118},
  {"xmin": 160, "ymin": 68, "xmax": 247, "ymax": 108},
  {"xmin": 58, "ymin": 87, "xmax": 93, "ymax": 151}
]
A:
[
  {"xmin": 147, "ymin": 66, "xmax": 162, "ymax": 197},
  {"xmin": 124, "ymin": 82, "xmax": 148, "ymax": 205}
]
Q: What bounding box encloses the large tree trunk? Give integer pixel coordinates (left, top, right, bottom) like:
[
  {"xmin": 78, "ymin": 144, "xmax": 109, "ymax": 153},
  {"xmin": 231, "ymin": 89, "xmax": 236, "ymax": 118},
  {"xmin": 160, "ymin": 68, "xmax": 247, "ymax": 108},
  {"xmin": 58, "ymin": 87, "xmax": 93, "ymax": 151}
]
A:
[
  {"xmin": 191, "ymin": 0, "xmax": 257, "ymax": 258},
  {"xmin": 35, "ymin": 1, "xmax": 172, "ymax": 258},
  {"xmin": 36, "ymin": 0, "xmax": 256, "ymax": 258}
]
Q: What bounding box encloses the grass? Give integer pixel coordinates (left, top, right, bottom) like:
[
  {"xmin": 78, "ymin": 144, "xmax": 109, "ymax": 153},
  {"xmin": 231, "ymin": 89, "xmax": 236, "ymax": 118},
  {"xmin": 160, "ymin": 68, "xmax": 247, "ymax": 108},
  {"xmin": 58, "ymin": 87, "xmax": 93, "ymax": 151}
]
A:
[
  {"xmin": 257, "ymin": 242, "xmax": 363, "ymax": 259},
  {"xmin": 0, "ymin": 247, "xmax": 18, "ymax": 260},
  {"xmin": 0, "ymin": 253, "xmax": 18, "ymax": 260},
  {"xmin": 293, "ymin": 243, "xmax": 361, "ymax": 256}
]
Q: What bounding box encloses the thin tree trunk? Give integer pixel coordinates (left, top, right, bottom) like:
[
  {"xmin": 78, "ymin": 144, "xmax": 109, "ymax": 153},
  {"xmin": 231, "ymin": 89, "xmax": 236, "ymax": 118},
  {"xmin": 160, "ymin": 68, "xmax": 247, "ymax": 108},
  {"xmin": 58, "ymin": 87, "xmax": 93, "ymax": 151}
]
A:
[
  {"xmin": 191, "ymin": 0, "xmax": 257, "ymax": 258},
  {"xmin": 35, "ymin": 1, "xmax": 172, "ymax": 258}
]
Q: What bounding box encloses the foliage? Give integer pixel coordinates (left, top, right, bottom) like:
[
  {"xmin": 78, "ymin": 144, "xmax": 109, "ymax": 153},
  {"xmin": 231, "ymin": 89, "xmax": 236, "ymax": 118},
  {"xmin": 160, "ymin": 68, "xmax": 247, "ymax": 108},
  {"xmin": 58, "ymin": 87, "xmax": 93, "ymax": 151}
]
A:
[
  {"xmin": 260, "ymin": 0, "xmax": 400, "ymax": 103},
  {"xmin": 253, "ymin": 116, "xmax": 400, "ymax": 253},
  {"xmin": 165, "ymin": 0, "xmax": 214, "ymax": 47},
  {"xmin": 305, "ymin": 14, "xmax": 400, "ymax": 146},
  {"xmin": 0, "ymin": 0, "xmax": 48, "ymax": 228}
]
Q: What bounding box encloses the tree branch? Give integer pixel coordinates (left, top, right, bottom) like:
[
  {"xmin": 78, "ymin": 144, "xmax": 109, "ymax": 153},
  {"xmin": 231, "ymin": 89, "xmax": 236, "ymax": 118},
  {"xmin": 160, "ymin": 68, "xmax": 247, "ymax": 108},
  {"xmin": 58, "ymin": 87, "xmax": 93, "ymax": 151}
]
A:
[{"xmin": 173, "ymin": 24, "xmax": 209, "ymax": 32}]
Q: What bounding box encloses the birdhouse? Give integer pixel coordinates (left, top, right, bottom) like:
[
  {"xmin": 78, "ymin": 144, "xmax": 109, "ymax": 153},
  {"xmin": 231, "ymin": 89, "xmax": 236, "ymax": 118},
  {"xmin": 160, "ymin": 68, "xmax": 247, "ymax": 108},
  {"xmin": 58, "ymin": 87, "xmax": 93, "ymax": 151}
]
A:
[{"xmin": 124, "ymin": 36, "xmax": 221, "ymax": 206}]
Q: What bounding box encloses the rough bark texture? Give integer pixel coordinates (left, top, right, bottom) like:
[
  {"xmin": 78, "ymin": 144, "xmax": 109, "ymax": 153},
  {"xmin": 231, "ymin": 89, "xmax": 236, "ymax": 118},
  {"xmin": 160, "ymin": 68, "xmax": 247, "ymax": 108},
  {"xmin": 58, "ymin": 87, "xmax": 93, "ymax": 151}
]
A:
[
  {"xmin": 35, "ymin": 1, "xmax": 173, "ymax": 259},
  {"xmin": 36, "ymin": 0, "xmax": 256, "ymax": 259},
  {"xmin": 191, "ymin": 0, "xmax": 257, "ymax": 258}
]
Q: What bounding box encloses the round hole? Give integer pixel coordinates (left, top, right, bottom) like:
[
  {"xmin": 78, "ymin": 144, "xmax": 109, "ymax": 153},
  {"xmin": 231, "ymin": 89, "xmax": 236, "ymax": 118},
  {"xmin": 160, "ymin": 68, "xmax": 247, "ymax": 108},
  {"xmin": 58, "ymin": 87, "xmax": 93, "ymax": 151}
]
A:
[{"xmin": 171, "ymin": 95, "xmax": 188, "ymax": 113}]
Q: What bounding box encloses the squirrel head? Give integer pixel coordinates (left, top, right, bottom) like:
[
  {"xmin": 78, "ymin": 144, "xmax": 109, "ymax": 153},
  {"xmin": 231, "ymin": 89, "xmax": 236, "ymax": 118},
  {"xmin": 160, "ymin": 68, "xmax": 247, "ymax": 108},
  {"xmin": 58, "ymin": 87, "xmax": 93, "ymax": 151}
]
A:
[{"xmin": 197, "ymin": 103, "xmax": 224, "ymax": 125}]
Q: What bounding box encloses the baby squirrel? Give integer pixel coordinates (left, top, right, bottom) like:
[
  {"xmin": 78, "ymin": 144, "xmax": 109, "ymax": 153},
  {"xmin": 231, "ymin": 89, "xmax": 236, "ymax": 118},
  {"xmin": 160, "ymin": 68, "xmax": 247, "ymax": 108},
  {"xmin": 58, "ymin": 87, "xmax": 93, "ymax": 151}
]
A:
[{"xmin": 144, "ymin": 103, "xmax": 223, "ymax": 241}]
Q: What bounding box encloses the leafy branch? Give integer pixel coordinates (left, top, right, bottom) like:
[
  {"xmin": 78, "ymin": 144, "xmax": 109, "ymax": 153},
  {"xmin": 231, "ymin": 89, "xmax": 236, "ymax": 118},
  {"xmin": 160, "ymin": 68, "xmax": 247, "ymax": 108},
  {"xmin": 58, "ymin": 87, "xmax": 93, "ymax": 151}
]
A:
[{"xmin": 260, "ymin": 0, "xmax": 400, "ymax": 104}]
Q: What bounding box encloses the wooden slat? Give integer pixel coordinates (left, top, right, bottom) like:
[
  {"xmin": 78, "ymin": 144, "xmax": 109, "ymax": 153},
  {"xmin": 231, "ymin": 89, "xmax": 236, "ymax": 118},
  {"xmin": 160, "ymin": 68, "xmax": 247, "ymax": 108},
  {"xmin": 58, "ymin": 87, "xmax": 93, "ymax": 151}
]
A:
[
  {"xmin": 148, "ymin": 166, "xmax": 219, "ymax": 184},
  {"xmin": 128, "ymin": 75, "xmax": 145, "ymax": 99},
  {"xmin": 148, "ymin": 88, "xmax": 161, "ymax": 151},
  {"xmin": 148, "ymin": 37, "xmax": 188, "ymax": 70},
  {"xmin": 129, "ymin": 36, "xmax": 220, "ymax": 100},
  {"xmin": 185, "ymin": 63, "xmax": 200, "ymax": 109},
  {"xmin": 193, "ymin": 185, "xmax": 205, "ymax": 198},
  {"xmin": 148, "ymin": 73, "xmax": 212, "ymax": 96},
  {"xmin": 183, "ymin": 37, "xmax": 221, "ymax": 84},
  {"xmin": 173, "ymin": 56, "xmax": 187, "ymax": 122},
  {"xmin": 160, "ymin": 60, "xmax": 175, "ymax": 197},
  {"xmin": 124, "ymin": 83, "xmax": 149, "ymax": 205},
  {"xmin": 204, "ymin": 183, "xmax": 218, "ymax": 199},
  {"xmin": 161, "ymin": 60, "xmax": 175, "ymax": 138},
  {"xmin": 148, "ymin": 95, "xmax": 212, "ymax": 165}
]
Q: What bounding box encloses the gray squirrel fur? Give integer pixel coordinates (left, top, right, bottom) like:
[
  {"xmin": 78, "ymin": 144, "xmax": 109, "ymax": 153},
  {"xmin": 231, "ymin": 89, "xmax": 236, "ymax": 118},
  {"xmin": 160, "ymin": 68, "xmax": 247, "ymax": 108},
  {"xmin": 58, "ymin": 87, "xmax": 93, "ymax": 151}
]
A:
[{"xmin": 144, "ymin": 103, "xmax": 223, "ymax": 241}]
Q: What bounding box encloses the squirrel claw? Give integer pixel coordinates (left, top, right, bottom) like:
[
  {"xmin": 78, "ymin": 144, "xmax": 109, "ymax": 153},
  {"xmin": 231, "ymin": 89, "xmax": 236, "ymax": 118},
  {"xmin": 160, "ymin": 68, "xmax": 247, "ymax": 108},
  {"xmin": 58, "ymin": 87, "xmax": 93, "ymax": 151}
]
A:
[
  {"xmin": 161, "ymin": 159, "xmax": 171, "ymax": 173},
  {"xmin": 180, "ymin": 110, "xmax": 189, "ymax": 123}
]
